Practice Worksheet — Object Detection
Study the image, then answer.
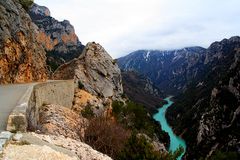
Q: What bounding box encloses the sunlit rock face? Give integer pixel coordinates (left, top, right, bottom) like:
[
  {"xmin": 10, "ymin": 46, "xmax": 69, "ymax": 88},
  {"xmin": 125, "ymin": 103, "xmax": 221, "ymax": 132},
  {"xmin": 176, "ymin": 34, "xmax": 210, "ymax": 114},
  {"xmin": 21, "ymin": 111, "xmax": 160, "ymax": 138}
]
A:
[
  {"xmin": 0, "ymin": 0, "xmax": 47, "ymax": 84},
  {"xmin": 38, "ymin": 104, "xmax": 88, "ymax": 141},
  {"xmin": 53, "ymin": 42, "xmax": 123, "ymax": 100},
  {"xmin": 29, "ymin": 3, "xmax": 84, "ymax": 71}
]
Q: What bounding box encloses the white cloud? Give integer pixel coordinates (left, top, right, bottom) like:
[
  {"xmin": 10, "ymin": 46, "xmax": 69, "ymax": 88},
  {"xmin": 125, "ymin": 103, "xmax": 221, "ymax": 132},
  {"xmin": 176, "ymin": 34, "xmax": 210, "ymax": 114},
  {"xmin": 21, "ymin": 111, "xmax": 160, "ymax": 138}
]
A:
[{"xmin": 35, "ymin": 0, "xmax": 240, "ymax": 58}]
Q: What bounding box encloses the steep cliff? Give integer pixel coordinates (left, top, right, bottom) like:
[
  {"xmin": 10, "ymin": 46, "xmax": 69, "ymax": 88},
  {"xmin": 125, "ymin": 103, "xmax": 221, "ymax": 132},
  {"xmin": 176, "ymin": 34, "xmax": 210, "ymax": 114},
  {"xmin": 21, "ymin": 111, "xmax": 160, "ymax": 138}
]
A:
[
  {"xmin": 29, "ymin": 3, "xmax": 84, "ymax": 71},
  {"xmin": 166, "ymin": 37, "xmax": 240, "ymax": 159},
  {"xmin": 121, "ymin": 71, "xmax": 165, "ymax": 114},
  {"xmin": 53, "ymin": 42, "xmax": 123, "ymax": 100},
  {"xmin": 0, "ymin": 0, "xmax": 47, "ymax": 84}
]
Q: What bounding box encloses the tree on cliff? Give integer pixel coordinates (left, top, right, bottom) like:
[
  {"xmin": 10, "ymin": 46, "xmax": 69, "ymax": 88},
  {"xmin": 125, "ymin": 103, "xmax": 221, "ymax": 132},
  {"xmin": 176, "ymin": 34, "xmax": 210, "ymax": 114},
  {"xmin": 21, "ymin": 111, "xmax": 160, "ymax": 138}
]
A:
[{"xmin": 19, "ymin": 0, "xmax": 34, "ymax": 10}]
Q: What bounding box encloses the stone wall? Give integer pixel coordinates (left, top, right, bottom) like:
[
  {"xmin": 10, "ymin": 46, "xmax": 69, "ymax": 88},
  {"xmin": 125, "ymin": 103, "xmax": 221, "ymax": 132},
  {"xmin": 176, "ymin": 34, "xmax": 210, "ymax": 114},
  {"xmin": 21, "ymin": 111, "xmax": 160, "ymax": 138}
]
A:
[{"xmin": 7, "ymin": 80, "xmax": 74, "ymax": 132}]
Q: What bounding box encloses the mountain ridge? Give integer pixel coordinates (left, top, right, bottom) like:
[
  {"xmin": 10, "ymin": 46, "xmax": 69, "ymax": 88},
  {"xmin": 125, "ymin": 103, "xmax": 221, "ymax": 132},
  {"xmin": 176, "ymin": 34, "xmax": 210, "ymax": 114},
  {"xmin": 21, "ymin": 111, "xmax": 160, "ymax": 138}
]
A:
[
  {"xmin": 118, "ymin": 36, "xmax": 240, "ymax": 159},
  {"xmin": 29, "ymin": 3, "xmax": 85, "ymax": 72},
  {"xmin": 118, "ymin": 46, "xmax": 207, "ymax": 94}
]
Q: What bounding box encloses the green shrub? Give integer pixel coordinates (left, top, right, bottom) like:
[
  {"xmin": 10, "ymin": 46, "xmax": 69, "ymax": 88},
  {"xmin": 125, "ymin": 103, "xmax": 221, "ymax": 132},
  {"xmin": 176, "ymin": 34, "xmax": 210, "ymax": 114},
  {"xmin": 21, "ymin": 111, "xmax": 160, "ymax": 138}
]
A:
[
  {"xmin": 118, "ymin": 134, "xmax": 183, "ymax": 160},
  {"xmin": 112, "ymin": 101, "xmax": 124, "ymax": 116},
  {"xmin": 46, "ymin": 60, "xmax": 59, "ymax": 72},
  {"xmin": 78, "ymin": 81, "xmax": 84, "ymax": 89},
  {"xmin": 19, "ymin": 0, "xmax": 34, "ymax": 10},
  {"xmin": 112, "ymin": 100, "xmax": 170, "ymax": 146},
  {"xmin": 118, "ymin": 134, "xmax": 159, "ymax": 160},
  {"xmin": 81, "ymin": 105, "xmax": 94, "ymax": 119}
]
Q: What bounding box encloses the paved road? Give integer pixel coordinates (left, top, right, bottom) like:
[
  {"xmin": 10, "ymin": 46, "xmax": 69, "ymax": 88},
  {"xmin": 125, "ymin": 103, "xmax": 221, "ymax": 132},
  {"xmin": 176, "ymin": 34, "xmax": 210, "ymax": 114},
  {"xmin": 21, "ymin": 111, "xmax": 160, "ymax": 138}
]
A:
[{"xmin": 0, "ymin": 83, "xmax": 33, "ymax": 131}]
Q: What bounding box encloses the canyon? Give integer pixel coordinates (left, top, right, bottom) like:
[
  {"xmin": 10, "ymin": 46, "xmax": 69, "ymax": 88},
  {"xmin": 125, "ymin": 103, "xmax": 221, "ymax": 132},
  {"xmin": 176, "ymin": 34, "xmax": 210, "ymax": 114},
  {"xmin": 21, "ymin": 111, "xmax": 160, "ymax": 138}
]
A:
[{"xmin": 0, "ymin": 0, "xmax": 239, "ymax": 159}]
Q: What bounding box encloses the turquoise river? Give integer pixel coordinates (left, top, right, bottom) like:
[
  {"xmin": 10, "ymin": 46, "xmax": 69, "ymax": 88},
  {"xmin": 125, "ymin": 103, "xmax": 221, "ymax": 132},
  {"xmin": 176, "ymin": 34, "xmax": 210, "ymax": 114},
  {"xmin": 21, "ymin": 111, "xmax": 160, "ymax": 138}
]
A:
[{"xmin": 153, "ymin": 97, "xmax": 186, "ymax": 160}]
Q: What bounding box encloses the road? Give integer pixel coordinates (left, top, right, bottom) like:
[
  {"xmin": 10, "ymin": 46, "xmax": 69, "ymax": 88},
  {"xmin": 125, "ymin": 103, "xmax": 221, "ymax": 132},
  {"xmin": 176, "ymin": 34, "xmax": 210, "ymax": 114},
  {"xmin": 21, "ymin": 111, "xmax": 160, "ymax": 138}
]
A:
[{"xmin": 0, "ymin": 83, "xmax": 33, "ymax": 131}]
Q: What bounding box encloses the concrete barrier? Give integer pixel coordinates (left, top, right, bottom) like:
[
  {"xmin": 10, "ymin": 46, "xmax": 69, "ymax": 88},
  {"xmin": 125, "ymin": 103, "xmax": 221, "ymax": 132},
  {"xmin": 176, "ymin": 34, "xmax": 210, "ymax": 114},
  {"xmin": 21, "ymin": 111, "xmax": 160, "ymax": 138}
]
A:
[
  {"xmin": 6, "ymin": 80, "xmax": 74, "ymax": 132},
  {"xmin": 7, "ymin": 86, "xmax": 34, "ymax": 132}
]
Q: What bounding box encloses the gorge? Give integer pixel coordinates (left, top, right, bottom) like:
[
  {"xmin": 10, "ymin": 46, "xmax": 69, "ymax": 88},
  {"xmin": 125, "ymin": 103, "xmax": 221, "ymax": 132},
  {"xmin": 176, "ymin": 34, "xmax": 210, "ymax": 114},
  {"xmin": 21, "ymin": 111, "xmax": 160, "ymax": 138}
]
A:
[
  {"xmin": 153, "ymin": 97, "xmax": 186, "ymax": 160},
  {"xmin": 0, "ymin": 0, "xmax": 239, "ymax": 159},
  {"xmin": 119, "ymin": 36, "xmax": 240, "ymax": 159}
]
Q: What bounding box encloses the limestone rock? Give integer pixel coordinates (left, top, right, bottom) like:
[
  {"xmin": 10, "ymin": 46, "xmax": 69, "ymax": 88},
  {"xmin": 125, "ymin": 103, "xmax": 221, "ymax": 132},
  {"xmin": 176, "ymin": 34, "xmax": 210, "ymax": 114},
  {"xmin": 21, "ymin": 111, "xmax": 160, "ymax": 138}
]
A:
[
  {"xmin": 2, "ymin": 144, "xmax": 79, "ymax": 160},
  {"xmin": 0, "ymin": 131, "xmax": 13, "ymax": 152},
  {"xmin": 32, "ymin": 133, "xmax": 113, "ymax": 160},
  {"xmin": 29, "ymin": 3, "xmax": 84, "ymax": 71},
  {"xmin": 12, "ymin": 133, "xmax": 23, "ymax": 141},
  {"xmin": 0, "ymin": 0, "xmax": 48, "ymax": 84},
  {"xmin": 29, "ymin": 3, "xmax": 50, "ymax": 17},
  {"xmin": 38, "ymin": 104, "xmax": 88, "ymax": 140},
  {"xmin": 72, "ymin": 89, "xmax": 108, "ymax": 116},
  {"xmin": 53, "ymin": 42, "xmax": 123, "ymax": 100},
  {"xmin": 165, "ymin": 36, "xmax": 240, "ymax": 159}
]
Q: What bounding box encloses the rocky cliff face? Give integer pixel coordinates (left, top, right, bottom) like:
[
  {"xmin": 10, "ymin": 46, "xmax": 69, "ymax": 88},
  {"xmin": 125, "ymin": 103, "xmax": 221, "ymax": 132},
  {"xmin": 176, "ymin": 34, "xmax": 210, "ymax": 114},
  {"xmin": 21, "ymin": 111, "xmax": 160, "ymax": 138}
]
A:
[
  {"xmin": 38, "ymin": 104, "xmax": 88, "ymax": 141},
  {"xmin": 194, "ymin": 40, "xmax": 240, "ymax": 159},
  {"xmin": 165, "ymin": 37, "xmax": 240, "ymax": 159},
  {"xmin": 29, "ymin": 3, "xmax": 84, "ymax": 72},
  {"xmin": 121, "ymin": 71, "xmax": 165, "ymax": 114},
  {"xmin": 53, "ymin": 42, "xmax": 123, "ymax": 100},
  {"xmin": 118, "ymin": 47, "xmax": 206, "ymax": 94},
  {"xmin": 0, "ymin": 0, "xmax": 47, "ymax": 84}
]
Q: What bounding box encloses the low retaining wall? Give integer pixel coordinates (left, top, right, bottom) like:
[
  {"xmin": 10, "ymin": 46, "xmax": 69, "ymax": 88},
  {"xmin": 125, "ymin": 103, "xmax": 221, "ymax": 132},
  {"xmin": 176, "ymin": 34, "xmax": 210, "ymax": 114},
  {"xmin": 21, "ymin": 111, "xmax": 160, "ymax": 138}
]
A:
[{"xmin": 7, "ymin": 80, "xmax": 74, "ymax": 132}]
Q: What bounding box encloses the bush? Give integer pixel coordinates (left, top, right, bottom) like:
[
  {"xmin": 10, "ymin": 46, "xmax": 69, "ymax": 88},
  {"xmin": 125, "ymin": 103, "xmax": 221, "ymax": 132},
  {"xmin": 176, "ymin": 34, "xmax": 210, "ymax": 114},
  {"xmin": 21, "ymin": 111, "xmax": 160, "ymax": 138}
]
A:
[
  {"xmin": 118, "ymin": 134, "xmax": 183, "ymax": 160},
  {"xmin": 84, "ymin": 116, "xmax": 130, "ymax": 159},
  {"xmin": 78, "ymin": 81, "xmax": 84, "ymax": 89},
  {"xmin": 19, "ymin": 0, "xmax": 34, "ymax": 10},
  {"xmin": 46, "ymin": 60, "xmax": 58, "ymax": 72},
  {"xmin": 118, "ymin": 134, "xmax": 160, "ymax": 160},
  {"xmin": 81, "ymin": 105, "xmax": 94, "ymax": 119},
  {"xmin": 112, "ymin": 100, "xmax": 169, "ymax": 141},
  {"xmin": 112, "ymin": 101, "xmax": 124, "ymax": 116},
  {"xmin": 84, "ymin": 101, "xmax": 180, "ymax": 159}
]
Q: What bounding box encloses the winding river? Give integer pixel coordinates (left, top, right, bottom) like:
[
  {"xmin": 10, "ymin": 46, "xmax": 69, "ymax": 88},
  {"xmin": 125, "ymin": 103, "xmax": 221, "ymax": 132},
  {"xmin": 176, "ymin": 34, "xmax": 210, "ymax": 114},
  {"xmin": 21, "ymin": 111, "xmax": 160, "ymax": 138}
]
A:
[{"xmin": 153, "ymin": 97, "xmax": 186, "ymax": 160}]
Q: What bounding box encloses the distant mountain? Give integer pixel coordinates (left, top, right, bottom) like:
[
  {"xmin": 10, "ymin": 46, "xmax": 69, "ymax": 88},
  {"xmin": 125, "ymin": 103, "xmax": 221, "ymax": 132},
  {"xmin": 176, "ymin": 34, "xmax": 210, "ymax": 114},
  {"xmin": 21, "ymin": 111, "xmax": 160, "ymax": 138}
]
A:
[
  {"xmin": 118, "ymin": 36, "xmax": 240, "ymax": 159},
  {"xmin": 118, "ymin": 46, "xmax": 206, "ymax": 94},
  {"xmin": 121, "ymin": 71, "xmax": 165, "ymax": 114},
  {"xmin": 29, "ymin": 4, "xmax": 85, "ymax": 72}
]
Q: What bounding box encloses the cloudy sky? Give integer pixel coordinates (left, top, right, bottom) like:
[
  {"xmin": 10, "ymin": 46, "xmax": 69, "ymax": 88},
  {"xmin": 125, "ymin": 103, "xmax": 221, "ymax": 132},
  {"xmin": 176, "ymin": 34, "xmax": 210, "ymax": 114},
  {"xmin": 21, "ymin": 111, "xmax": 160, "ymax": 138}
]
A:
[{"xmin": 35, "ymin": 0, "xmax": 240, "ymax": 58}]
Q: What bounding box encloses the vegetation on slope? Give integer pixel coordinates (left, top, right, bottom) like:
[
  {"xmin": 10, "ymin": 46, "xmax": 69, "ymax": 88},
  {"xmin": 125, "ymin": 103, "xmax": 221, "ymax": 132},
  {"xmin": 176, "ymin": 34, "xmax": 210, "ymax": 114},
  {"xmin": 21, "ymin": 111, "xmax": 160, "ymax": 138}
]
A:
[
  {"xmin": 112, "ymin": 101, "xmax": 168, "ymax": 140},
  {"xmin": 121, "ymin": 71, "xmax": 166, "ymax": 114},
  {"xmin": 118, "ymin": 134, "xmax": 183, "ymax": 160},
  {"xmin": 19, "ymin": 0, "xmax": 34, "ymax": 10},
  {"xmin": 84, "ymin": 100, "xmax": 183, "ymax": 159}
]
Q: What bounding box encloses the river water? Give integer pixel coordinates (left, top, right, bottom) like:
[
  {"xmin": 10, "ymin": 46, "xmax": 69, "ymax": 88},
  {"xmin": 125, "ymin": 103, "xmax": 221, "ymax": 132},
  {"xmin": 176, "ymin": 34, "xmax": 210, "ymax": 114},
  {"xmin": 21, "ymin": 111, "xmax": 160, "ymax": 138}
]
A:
[{"xmin": 153, "ymin": 97, "xmax": 186, "ymax": 160}]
